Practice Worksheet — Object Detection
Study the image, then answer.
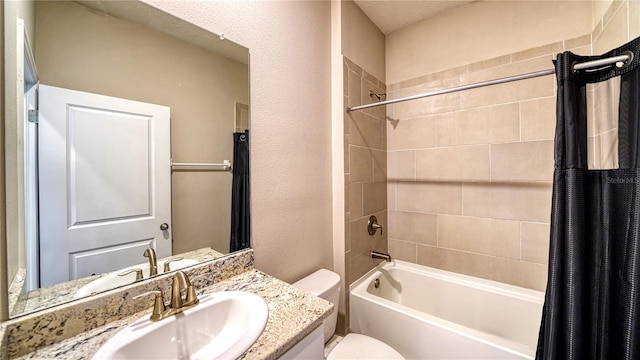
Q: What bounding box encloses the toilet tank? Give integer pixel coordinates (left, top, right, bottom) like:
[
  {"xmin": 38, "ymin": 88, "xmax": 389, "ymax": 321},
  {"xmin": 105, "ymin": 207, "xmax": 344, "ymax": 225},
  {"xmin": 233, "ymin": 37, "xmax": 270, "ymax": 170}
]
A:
[{"xmin": 293, "ymin": 269, "xmax": 340, "ymax": 343}]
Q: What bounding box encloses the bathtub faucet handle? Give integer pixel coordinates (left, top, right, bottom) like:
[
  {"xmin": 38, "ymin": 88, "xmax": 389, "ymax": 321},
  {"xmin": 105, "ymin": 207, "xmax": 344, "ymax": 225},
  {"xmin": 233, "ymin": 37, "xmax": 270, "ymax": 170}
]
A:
[{"xmin": 368, "ymin": 215, "xmax": 383, "ymax": 236}]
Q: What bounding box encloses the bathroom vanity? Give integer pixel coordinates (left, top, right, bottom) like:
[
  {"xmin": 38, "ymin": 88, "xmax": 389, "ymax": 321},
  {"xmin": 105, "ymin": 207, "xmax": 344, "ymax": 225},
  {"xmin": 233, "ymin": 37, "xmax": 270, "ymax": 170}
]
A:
[{"xmin": 0, "ymin": 250, "xmax": 333, "ymax": 360}]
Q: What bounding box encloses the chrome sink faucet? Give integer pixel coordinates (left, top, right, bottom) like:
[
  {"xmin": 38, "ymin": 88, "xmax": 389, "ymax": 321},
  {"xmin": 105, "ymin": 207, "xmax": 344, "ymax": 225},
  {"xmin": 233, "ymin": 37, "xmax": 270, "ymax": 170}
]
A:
[{"xmin": 143, "ymin": 247, "xmax": 158, "ymax": 276}]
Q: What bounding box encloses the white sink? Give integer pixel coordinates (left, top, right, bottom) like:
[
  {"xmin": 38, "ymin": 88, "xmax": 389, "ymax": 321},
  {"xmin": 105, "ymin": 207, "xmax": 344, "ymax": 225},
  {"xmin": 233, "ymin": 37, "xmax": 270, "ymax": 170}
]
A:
[
  {"xmin": 74, "ymin": 259, "xmax": 199, "ymax": 298},
  {"xmin": 93, "ymin": 291, "xmax": 269, "ymax": 360}
]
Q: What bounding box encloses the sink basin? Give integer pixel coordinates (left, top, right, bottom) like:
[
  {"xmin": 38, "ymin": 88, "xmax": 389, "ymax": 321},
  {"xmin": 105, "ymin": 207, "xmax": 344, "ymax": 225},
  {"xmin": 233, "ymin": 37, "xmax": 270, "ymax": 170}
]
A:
[
  {"xmin": 92, "ymin": 291, "xmax": 269, "ymax": 360},
  {"xmin": 74, "ymin": 258, "xmax": 199, "ymax": 298}
]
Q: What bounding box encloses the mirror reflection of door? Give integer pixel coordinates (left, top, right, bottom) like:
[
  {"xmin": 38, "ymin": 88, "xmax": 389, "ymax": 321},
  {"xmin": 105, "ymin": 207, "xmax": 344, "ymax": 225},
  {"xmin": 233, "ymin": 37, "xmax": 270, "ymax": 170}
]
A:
[
  {"xmin": 5, "ymin": 0, "xmax": 249, "ymax": 318},
  {"xmin": 38, "ymin": 85, "xmax": 171, "ymax": 287}
]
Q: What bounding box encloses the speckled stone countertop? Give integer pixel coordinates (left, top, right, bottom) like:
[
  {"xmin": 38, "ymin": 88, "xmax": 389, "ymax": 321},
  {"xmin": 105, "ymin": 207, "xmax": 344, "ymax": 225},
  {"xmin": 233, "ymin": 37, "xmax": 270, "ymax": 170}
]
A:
[
  {"xmin": 9, "ymin": 248, "xmax": 225, "ymax": 317},
  {"xmin": 11, "ymin": 269, "xmax": 333, "ymax": 360}
]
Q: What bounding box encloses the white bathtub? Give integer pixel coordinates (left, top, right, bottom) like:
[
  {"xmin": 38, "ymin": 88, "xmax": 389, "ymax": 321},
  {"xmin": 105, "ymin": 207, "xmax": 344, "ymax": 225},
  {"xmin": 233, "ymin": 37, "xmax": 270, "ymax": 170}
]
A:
[{"xmin": 349, "ymin": 260, "xmax": 545, "ymax": 359}]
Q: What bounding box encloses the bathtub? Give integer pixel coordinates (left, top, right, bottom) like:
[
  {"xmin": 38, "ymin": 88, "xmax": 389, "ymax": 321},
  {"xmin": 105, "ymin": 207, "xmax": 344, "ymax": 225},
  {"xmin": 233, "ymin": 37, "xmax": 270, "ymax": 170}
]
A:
[{"xmin": 349, "ymin": 260, "xmax": 545, "ymax": 359}]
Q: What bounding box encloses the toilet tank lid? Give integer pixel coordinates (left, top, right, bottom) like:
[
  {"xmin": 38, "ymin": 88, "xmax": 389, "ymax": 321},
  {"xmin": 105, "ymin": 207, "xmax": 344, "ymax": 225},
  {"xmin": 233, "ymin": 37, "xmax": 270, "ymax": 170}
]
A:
[{"xmin": 292, "ymin": 269, "xmax": 340, "ymax": 297}]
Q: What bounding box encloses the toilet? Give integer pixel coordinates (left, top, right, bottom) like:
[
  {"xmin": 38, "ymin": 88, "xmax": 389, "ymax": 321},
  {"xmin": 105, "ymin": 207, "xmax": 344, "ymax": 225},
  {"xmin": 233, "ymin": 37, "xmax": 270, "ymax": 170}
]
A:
[{"xmin": 293, "ymin": 269, "xmax": 405, "ymax": 360}]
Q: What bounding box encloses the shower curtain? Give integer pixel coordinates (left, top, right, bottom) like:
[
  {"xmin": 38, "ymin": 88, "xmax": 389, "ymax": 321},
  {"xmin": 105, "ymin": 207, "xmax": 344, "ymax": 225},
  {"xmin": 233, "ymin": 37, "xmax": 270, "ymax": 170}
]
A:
[
  {"xmin": 536, "ymin": 38, "xmax": 640, "ymax": 359},
  {"xmin": 230, "ymin": 130, "xmax": 250, "ymax": 252}
]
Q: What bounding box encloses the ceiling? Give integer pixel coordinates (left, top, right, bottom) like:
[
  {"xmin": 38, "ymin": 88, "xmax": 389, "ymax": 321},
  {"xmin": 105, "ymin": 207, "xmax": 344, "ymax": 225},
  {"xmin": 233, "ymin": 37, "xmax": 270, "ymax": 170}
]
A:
[{"xmin": 353, "ymin": 0, "xmax": 475, "ymax": 35}]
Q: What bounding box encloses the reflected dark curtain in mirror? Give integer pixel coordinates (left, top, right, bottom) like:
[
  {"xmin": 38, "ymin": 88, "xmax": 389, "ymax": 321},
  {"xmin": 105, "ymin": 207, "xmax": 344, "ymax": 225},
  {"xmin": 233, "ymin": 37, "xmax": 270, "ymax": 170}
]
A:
[
  {"xmin": 536, "ymin": 38, "xmax": 640, "ymax": 359},
  {"xmin": 230, "ymin": 130, "xmax": 250, "ymax": 252}
]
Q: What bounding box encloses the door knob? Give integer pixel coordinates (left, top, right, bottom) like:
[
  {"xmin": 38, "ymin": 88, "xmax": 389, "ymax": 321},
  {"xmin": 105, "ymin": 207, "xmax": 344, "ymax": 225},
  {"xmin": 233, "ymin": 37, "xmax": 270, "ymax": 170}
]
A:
[{"xmin": 160, "ymin": 223, "xmax": 169, "ymax": 231}]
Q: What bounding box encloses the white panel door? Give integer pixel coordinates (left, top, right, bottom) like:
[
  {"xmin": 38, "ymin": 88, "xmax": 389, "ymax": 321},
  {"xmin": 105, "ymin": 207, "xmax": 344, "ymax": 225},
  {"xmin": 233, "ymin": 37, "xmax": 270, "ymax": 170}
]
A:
[{"xmin": 38, "ymin": 85, "xmax": 171, "ymax": 287}]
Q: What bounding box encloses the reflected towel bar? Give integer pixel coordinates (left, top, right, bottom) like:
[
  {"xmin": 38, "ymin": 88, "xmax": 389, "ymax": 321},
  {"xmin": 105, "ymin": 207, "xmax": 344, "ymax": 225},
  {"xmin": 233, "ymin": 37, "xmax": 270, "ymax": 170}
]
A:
[
  {"xmin": 171, "ymin": 160, "xmax": 232, "ymax": 171},
  {"xmin": 346, "ymin": 53, "xmax": 633, "ymax": 112}
]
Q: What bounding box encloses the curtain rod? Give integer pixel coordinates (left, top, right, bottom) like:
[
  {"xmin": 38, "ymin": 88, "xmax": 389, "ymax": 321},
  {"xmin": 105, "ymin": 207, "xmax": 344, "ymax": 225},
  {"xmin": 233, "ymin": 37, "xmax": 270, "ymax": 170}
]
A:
[{"xmin": 346, "ymin": 53, "xmax": 632, "ymax": 112}]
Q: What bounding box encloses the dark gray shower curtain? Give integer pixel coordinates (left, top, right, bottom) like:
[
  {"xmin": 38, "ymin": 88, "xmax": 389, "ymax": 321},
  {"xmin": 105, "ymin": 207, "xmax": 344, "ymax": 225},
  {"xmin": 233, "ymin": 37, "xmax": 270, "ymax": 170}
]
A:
[
  {"xmin": 536, "ymin": 37, "xmax": 640, "ymax": 360},
  {"xmin": 230, "ymin": 130, "xmax": 250, "ymax": 252}
]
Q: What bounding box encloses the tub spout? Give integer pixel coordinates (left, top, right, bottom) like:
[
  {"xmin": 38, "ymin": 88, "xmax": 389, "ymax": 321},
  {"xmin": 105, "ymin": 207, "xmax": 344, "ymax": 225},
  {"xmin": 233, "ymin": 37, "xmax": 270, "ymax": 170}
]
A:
[{"xmin": 371, "ymin": 250, "xmax": 392, "ymax": 262}]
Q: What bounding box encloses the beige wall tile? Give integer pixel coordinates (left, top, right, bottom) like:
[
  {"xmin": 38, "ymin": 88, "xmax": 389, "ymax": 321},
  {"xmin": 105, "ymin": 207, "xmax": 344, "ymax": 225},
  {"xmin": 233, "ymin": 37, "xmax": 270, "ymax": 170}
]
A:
[
  {"xmin": 438, "ymin": 215, "xmax": 520, "ymax": 259},
  {"xmin": 345, "ymin": 212, "xmax": 351, "ymax": 253},
  {"xmin": 349, "ymin": 146, "xmax": 372, "ymax": 182},
  {"xmin": 348, "ymin": 251, "xmax": 380, "ymax": 285},
  {"xmin": 592, "ymin": 19, "xmax": 603, "ymax": 44},
  {"xmin": 373, "ymin": 149, "xmax": 387, "ymax": 182},
  {"xmin": 388, "ymin": 182, "xmax": 396, "ymax": 211},
  {"xmin": 567, "ymin": 45, "xmax": 592, "ymax": 56},
  {"xmin": 588, "ymin": 135, "xmax": 599, "ymax": 169},
  {"xmin": 395, "ymin": 67, "xmax": 463, "ymax": 91},
  {"xmin": 350, "ymin": 211, "xmax": 387, "ymax": 256},
  {"xmin": 521, "ymin": 222, "xmax": 550, "ymax": 265},
  {"xmin": 491, "ymin": 140, "xmax": 554, "ymax": 182},
  {"xmin": 564, "ymin": 34, "xmax": 592, "ymax": 50},
  {"xmin": 602, "ymin": 0, "xmax": 625, "ymax": 29},
  {"xmin": 520, "ymin": 97, "xmax": 556, "ymax": 141},
  {"xmin": 362, "ymin": 77, "xmax": 387, "ymax": 120},
  {"xmin": 363, "ymin": 182, "xmax": 387, "ymax": 215},
  {"xmin": 347, "ymin": 111, "xmax": 385, "ymax": 150},
  {"xmin": 387, "ymin": 115, "xmax": 438, "ymax": 150},
  {"xmin": 462, "ymin": 182, "xmax": 553, "ymax": 222},
  {"xmin": 417, "ymin": 245, "xmax": 491, "ymax": 279},
  {"xmin": 587, "ymin": 85, "xmax": 596, "ymax": 137},
  {"xmin": 466, "ymin": 54, "xmax": 511, "ymax": 73},
  {"xmin": 344, "ymin": 135, "xmax": 350, "ymax": 173},
  {"xmin": 388, "ymin": 211, "xmax": 437, "ymax": 245},
  {"xmin": 349, "ymin": 182, "xmax": 363, "ymax": 219},
  {"xmin": 631, "ymin": 0, "xmax": 640, "ymax": 39},
  {"xmin": 462, "ymin": 55, "xmax": 553, "ymax": 84},
  {"xmin": 344, "ymin": 57, "xmax": 362, "ymax": 75},
  {"xmin": 437, "ymin": 104, "xmax": 520, "ymax": 146},
  {"xmin": 591, "ymin": 77, "xmax": 620, "ymax": 134},
  {"xmin": 347, "ymin": 69, "xmax": 362, "ymax": 108},
  {"xmin": 389, "ymin": 76, "xmax": 460, "ymax": 119},
  {"xmin": 600, "ymin": 128, "xmax": 619, "ymax": 169},
  {"xmin": 388, "ymin": 150, "xmax": 415, "ymax": 181},
  {"xmin": 490, "ymin": 257, "xmax": 548, "ymax": 291},
  {"xmin": 460, "ymin": 56, "xmax": 555, "ymax": 109},
  {"xmin": 388, "ymin": 239, "xmax": 417, "ymax": 263},
  {"xmin": 594, "ymin": 2, "xmax": 628, "ymax": 54},
  {"xmin": 397, "ymin": 181, "xmax": 463, "ymax": 215},
  {"xmin": 461, "ymin": 77, "xmax": 554, "ymax": 110},
  {"xmin": 512, "ymin": 42, "xmax": 563, "ymax": 62},
  {"xmin": 416, "ymin": 145, "xmax": 490, "ymax": 181}
]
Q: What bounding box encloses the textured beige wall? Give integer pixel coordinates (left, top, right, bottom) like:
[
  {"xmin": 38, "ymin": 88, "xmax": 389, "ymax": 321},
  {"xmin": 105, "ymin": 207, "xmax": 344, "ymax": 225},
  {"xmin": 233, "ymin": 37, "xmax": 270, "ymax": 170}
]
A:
[
  {"xmin": 341, "ymin": 0, "xmax": 385, "ymax": 81},
  {"xmin": 35, "ymin": 1, "xmax": 248, "ymax": 256},
  {"xmin": 386, "ymin": 1, "xmax": 593, "ymax": 84},
  {"xmin": 144, "ymin": 0, "xmax": 334, "ymax": 283}
]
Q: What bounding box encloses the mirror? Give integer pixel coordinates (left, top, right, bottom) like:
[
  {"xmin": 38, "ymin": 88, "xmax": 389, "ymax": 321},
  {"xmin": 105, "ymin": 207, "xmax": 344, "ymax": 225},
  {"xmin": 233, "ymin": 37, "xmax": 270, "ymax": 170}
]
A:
[{"xmin": 4, "ymin": 0, "xmax": 250, "ymax": 318}]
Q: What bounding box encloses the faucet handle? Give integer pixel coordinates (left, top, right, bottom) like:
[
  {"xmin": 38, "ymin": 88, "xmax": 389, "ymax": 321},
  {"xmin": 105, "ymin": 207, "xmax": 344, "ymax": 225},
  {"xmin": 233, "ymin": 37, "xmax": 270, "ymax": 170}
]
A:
[
  {"xmin": 184, "ymin": 274, "xmax": 208, "ymax": 305},
  {"xmin": 367, "ymin": 215, "xmax": 383, "ymax": 236},
  {"xmin": 133, "ymin": 290, "xmax": 166, "ymax": 321},
  {"xmin": 163, "ymin": 257, "xmax": 184, "ymax": 272},
  {"xmin": 118, "ymin": 268, "xmax": 144, "ymax": 281}
]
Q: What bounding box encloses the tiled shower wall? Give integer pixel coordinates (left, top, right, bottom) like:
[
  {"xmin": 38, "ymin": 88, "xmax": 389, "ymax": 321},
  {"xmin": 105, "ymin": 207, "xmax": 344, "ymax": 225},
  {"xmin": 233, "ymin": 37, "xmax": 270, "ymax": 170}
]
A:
[
  {"xmin": 385, "ymin": 39, "xmax": 576, "ymax": 292},
  {"xmin": 385, "ymin": 0, "xmax": 640, "ymax": 292},
  {"xmin": 343, "ymin": 57, "xmax": 387, "ymax": 329},
  {"xmin": 589, "ymin": 0, "xmax": 640, "ymax": 168}
]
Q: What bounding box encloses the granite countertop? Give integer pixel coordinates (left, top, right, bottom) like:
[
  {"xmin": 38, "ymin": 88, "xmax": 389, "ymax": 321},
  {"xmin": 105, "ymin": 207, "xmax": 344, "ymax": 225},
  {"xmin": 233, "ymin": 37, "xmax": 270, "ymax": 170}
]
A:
[
  {"xmin": 9, "ymin": 247, "xmax": 225, "ymax": 317},
  {"xmin": 14, "ymin": 269, "xmax": 334, "ymax": 360}
]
